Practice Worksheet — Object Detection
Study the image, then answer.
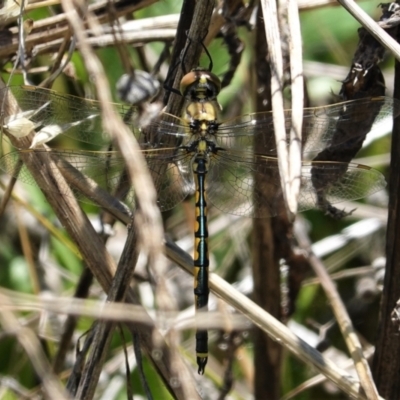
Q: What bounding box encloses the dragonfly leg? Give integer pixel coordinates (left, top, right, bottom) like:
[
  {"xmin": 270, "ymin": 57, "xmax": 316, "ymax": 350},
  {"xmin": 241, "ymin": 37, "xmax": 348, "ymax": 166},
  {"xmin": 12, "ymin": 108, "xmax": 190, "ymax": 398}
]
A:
[
  {"xmin": 322, "ymin": 202, "xmax": 356, "ymax": 219},
  {"xmin": 311, "ymin": 162, "xmax": 353, "ymax": 219}
]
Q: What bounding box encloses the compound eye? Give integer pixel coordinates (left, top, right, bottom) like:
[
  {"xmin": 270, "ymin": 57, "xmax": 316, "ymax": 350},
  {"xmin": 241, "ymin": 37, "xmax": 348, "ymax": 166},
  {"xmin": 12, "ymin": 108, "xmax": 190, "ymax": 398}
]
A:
[{"xmin": 180, "ymin": 71, "xmax": 198, "ymax": 95}]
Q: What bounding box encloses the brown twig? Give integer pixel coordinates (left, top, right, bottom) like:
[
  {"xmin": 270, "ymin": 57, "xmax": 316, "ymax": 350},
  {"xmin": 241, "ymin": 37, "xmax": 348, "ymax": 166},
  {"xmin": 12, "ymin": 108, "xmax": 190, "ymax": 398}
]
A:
[
  {"xmin": 74, "ymin": 224, "xmax": 140, "ymax": 400},
  {"xmin": 61, "ymin": 0, "xmax": 165, "ymax": 277},
  {"xmin": 0, "ymin": 0, "xmax": 160, "ymax": 59},
  {"xmin": 294, "ymin": 221, "xmax": 380, "ymax": 400}
]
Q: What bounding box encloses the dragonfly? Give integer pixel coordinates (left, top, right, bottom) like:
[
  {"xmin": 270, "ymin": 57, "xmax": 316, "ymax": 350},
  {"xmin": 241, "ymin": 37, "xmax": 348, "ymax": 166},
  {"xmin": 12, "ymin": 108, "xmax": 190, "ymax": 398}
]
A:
[{"xmin": 0, "ymin": 77, "xmax": 398, "ymax": 374}]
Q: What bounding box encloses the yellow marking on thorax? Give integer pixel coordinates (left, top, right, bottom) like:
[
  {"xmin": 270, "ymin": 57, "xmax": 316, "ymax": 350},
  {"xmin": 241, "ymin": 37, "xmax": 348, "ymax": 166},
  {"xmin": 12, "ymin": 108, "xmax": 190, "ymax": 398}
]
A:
[
  {"xmin": 197, "ymin": 140, "xmax": 207, "ymax": 152},
  {"xmin": 185, "ymin": 101, "xmax": 219, "ymax": 122}
]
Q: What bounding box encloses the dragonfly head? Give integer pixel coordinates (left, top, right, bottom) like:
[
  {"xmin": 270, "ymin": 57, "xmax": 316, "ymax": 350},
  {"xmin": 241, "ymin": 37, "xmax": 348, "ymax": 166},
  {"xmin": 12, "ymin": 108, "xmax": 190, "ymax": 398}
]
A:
[{"xmin": 180, "ymin": 68, "xmax": 221, "ymax": 102}]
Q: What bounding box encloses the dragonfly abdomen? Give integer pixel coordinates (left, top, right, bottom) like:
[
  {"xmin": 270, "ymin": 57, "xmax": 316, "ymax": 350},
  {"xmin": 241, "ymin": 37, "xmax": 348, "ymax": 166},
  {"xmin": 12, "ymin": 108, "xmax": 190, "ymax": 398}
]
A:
[{"xmin": 193, "ymin": 156, "xmax": 210, "ymax": 374}]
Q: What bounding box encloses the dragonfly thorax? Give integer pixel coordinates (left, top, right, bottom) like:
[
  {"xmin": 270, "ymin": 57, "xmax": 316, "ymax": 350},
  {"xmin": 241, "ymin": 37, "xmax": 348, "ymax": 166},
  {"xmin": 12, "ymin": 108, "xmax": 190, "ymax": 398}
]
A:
[
  {"xmin": 184, "ymin": 100, "xmax": 220, "ymax": 142},
  {"xmin": 185, "ymin": 99, "xmax": 219, "ymax": 121},
  {"xmin": 187, "ymin": 115, "xmax": 219, "ymax": 136},
  {"xmin": 185, "ymin": 137, "xmax": 219, "ymax": 157}
]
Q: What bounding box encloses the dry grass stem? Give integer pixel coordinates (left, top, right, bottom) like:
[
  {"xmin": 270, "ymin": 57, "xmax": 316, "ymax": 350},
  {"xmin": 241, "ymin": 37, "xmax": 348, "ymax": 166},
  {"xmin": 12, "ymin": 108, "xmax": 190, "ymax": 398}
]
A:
[
  {"xmin": 294, "ymin": 222, "xmax": 380, "ymax": 399},
  {"xmin": 0, "ymin": 0, "xmax": 161, "ymax": 58},
  {"xmin": 288, "ymin": 0, "xmax": 304, "ymax": 215},
  {"xmin": 281, "ymin": 346, "xmax": 375, "ymax": 400},
  {"xmin": 260, "ymin": 0, "xmax": 293, "ymax": 216},
  {"xmin": 0, "ymin": 293, "xmax": 69, "ymax": 399}
]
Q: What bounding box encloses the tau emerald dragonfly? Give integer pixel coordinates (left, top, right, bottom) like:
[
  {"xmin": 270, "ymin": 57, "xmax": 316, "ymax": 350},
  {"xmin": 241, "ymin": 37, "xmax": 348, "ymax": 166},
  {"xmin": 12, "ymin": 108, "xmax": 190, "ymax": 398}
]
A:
[{"xmin": 0, "ymin": 73, "xmax": 398, "ymax": 373}]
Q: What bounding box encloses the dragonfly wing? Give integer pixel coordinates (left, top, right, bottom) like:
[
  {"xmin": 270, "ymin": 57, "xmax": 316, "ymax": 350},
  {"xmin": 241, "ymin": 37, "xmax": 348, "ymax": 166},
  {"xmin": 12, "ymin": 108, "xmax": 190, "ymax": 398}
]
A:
[
  {"xmin": 0, "ymin": 149, "xmax": 130, "ymax": 206},
  {"xmin": 298, "ymin": 161, "xmax": 387, "ymax": 214},
  {"xmin": 1, "ymin": 86, "xmax": 139, "ymax": 146},
  {"xmin": 215, "ymin": 97, "xmax": 400, "ymax": 159},
  {"xmin": 302, "ymin": 96, "xmax": 399, "ymax": 159},
  {"xmin": 207, "ymin": 151, "xmax": 284, "ymax": 218},
  {"xmin": 207, "ymin": 151, "xmax": 386, "ymax": 218},
  {"xmin": 0, "ymin": 148, "xmax": 194, "ymax": 212},
  {"xmin": 144, "ymin": 148, "xmax": 194, "ymax": 212},
  {"xmin": 2, "ymin": 86, "xmax": 193, "ymax": 149},
  {"xmin": 216, "ymin": 113, "xmax": 277, "ymax": 155},
  {"xmin": 138, "ymin": 113, "xmax": 190, "ymax": 149}
]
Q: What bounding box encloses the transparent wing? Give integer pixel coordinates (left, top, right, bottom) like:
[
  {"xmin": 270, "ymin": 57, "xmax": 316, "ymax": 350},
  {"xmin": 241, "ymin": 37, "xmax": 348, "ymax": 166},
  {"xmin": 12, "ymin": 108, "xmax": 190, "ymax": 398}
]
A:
[
  {"xmin": 4, "ymin": 87, "xmax": 397, "ymax": 158},
  {"xmin": 137, "ymin": 113, "xmax": 189, "ymax": 148},
  {"xmin": 0, "ymin": 148, "xmax": 386, "ymax": 217},
  {"xmin": 298, "ymin": 160, "xmax": 386, "ymax": 213},
  {"xmin": 0, "ymin": 86, "xmax": 390, "ymax": 218},
  {"xmin": 207, "ymin": 151, "xmax": 282, "ymax": 218},
  {"xmin": 0, "ymin": 86, "xmax": 190, "ymax": 149},
  {"xmin": 0, "ymin": 148, "xmax": 194, "ymax": 211},
  {"xmin": 145, "ymin": 147, "xmax": 194, "ymax": 211},
  {"xmin": 1, "ymin": 86, "xmax": 123, "ymax": 146},
  {"xmin": 215, "ymin": 97, "xmax": 400, "ymax": 157},
  {"xmin": 207, "ymin": 152, "xmax": 386, "ymax": 218}
]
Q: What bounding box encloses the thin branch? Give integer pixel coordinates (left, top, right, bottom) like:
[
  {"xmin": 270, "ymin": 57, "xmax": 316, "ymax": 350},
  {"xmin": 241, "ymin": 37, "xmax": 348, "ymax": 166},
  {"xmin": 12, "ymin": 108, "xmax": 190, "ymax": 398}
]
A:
[
  {"xmin": 294, "ymin": 222, "xmax": 380, "ymax": 399},
  {"xmin": 0, "ymin": 293, "xmax": 69, "ymax": 399}
]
